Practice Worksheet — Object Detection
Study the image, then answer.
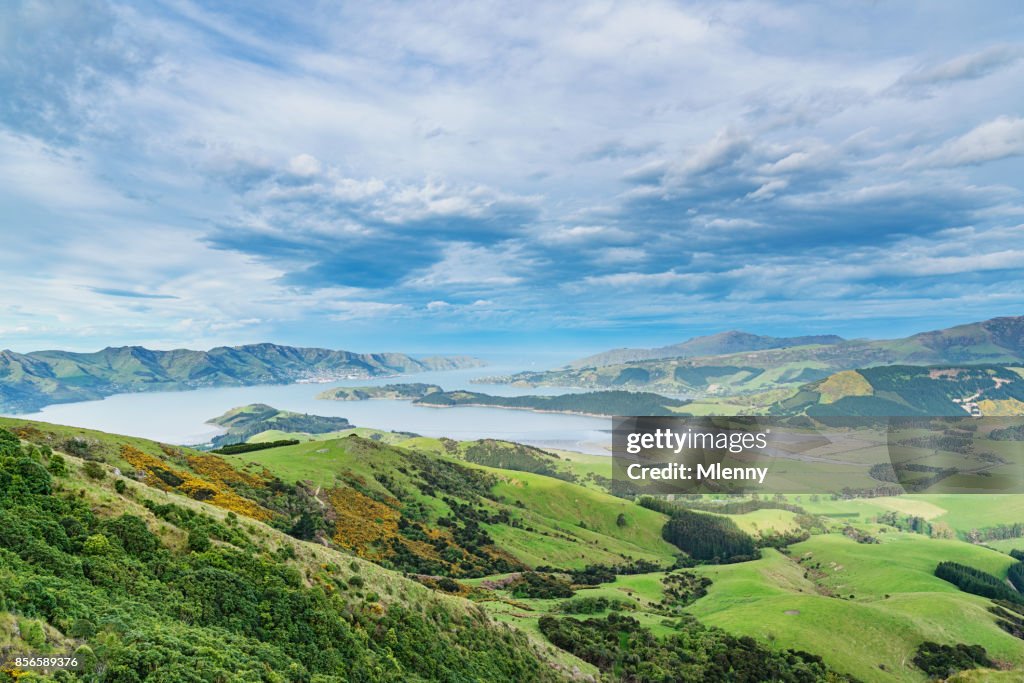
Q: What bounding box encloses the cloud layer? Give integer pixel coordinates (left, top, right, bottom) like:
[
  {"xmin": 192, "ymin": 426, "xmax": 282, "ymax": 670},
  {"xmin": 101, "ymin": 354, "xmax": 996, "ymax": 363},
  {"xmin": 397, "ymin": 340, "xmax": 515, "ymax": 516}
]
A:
[{"xmin": 1, "ymin": 0, "xmax": 1023, "ymax": 352}]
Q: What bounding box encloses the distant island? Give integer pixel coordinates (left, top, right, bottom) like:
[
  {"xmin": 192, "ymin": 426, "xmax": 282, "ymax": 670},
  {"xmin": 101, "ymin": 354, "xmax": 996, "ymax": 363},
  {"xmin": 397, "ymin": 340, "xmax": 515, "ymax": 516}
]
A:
[
  {"xmin": 316, "ymin": 383, "xmax": 692, "ymax": 417},
  {"xmin": 0, "ymin": 343, "xmax": 483, "ymax": 413},
  {"xmin": 318, "ymin": 383, "xmax": 443, "ymax": 401},
  {"xmin": 412, "ymin": 389, "xmax": 690, "ymax": 417}
]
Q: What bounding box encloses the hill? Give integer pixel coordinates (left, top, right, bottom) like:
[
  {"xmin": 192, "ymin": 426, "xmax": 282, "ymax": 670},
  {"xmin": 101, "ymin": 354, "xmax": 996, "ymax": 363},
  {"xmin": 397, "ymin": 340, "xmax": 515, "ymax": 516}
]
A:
[
  {"xmin": 4, "ymin": 416, "xmax": 1024, "ymax": 681},
  {"xmin": 0, "ymin": 343, "xmax": 482, "ymax": 413},
  {"xmin": 205, "ymin": 403, "xmax": 356, "ymax": 447},
  {"xmin": 569, "ymin": 331, "xmax": 846, "ymax": 369},
  {"xmin": 0, "ymin": 421, "xmax": 576, "ymax": 681},
  {"xmin": 488, "ymin": 316, "xmax": 1024, "ymax": 397},
  {"xmin": 773, "ymin": 365, "xmax": 1024, "ymax": 417}
]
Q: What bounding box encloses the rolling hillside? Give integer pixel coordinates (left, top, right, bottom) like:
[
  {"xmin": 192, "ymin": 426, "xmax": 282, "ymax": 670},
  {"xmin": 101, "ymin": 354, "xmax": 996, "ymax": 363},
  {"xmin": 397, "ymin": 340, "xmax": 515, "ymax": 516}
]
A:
[
  {"xmin": 0, "ymin": 421, "xmax": 576, "ymax": 681},
  {"xmin": 488, "ymin": 316, "xmax": 1024, "ymax": 397},
  {"xmin": 773, "ymin": 365, "xmax": 1024, "ymax": 417},
  {"xmin": 0, "ymin": 343, "xmax": 482, "ymax": 413},
  {"xmin": 4, "ymin": 416, "xmax": 1024, "ymax": 680}
]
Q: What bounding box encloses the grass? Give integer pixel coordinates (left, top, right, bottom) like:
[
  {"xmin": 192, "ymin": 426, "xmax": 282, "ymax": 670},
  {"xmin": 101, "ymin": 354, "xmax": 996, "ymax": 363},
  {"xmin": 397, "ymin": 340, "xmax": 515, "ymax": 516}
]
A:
[
  {"xmin": 688, "ymin": 537, "xmax": 1024, "ymax": 682},
  {"xmin": 220, "ymin": 435, "xmax": 679, "ymax": 570}
]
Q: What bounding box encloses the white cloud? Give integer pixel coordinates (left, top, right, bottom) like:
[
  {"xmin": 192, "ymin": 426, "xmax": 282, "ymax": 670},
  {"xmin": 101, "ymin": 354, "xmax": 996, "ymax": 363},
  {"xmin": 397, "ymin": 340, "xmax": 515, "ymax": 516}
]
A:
[
  {"xmin": 919, "ymin": 116, "xmax": 1024, "ymax": 167},
  {"xmin": 287, "ymin": 153, "xmax": 323, "ymax": 177},
  {"xmin": 403, "ymin": 243, "xmax": 528, "ymax": 289}
]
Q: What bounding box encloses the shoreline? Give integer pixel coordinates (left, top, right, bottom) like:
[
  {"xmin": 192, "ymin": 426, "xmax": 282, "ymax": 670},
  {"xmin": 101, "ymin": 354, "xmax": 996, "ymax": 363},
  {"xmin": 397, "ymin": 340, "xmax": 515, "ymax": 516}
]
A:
[{"xmin": 412, "ymin": 401, "xmax": 614, "ymax": 419}]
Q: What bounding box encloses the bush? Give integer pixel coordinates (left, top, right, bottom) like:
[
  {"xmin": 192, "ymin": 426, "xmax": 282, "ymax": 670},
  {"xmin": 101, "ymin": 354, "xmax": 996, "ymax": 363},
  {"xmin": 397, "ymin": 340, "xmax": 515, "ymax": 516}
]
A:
[
  {"xmin": 83, "ymin": 461, "xmax": 105, "ymax": 480},
  {"xmin": 114, "ymin": 479, "xmax": 127, "ymax": 494},
  {"xmin": 913, "ymin": 641, "xmax": 993, "ymax": 678},
  {"xmin": 437, "ymin": 577, "xmax": 461, "ymax": 593},
  {"xmin": 188, "ymin": 529, "xmax": 212, "ymax": 553},
  {"xmin": 8, "ymin": 458, "xmax": 52, "ymax": 495},
  {"xmin": 509, "ymin": 572, "xmax": 574, "ymax": 599},
  {"xmin": 47, "ymin": 453, "xmax": 67, "ymax": 476}
]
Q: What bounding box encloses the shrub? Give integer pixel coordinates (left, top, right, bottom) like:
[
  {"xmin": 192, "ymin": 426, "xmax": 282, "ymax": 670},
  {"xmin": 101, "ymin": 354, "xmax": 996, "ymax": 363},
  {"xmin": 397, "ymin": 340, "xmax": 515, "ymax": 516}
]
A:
[
  {"xmin": 437, "ymin": 577, "xmax": 460, "ymax": 593},
  {"xmin": 83, "ymin": 461, "xmax": 105, "ymax": 480},
  {"xmin": 47, "ymin": 452, "xmax": 67, "ymax": 476},
  {"xmin": 188, "ymin": 529, "xmax": 212, "ymax": 553},
  {"xmin": 509, "ymin": 572, "xmax": 574, "ymax": 599},
  {"xmin": 913, "ymin": 641, "xmax": 993, "ymax": 678}
]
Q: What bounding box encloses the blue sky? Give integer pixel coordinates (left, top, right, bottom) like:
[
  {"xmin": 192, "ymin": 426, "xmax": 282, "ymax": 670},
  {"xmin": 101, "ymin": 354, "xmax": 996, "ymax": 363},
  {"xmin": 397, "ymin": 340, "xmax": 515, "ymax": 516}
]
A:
[{"xmin": 1, "ymin": 1, "xmax": 1023, "ymax": 355}]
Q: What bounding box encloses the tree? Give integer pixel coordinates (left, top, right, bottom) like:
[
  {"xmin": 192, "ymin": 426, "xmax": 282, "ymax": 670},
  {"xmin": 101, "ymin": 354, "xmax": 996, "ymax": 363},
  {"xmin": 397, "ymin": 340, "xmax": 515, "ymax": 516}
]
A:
[
  {"xmin": 188, "ymin": 528, "xmax": 211, "ymax": 553},
  {"xmin": 9, "ymin": 458, "xmax": 52, "ymax": 495},
  {"xmin": 47, "ymin": 452, "xmax": 67, "ymax": 476}
]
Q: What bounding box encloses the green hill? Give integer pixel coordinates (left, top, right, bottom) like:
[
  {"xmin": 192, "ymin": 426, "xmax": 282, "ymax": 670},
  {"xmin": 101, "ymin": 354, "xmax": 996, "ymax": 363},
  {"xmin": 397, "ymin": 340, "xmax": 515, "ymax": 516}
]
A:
[
  {"xmin": 487, "ymin": 316, "xmax": 1024, "ymax": 397},
  {"xmin": 5, "ymin": 415, "xmax": 1024, "ymax": 682},
  {"xmin": 206, "ymin": 403, "xmax": 356, "ymax": 447},
  {"xmin": 773, "ymin": 364, "xmax": 1024, "ymax": 416},
  {"xmin": 0, "ymin": 344, "xmax": 482, "ymax": 413},
  {"xmin": 0, "ymin": 421, "xmax": 573, "ymax": 681}
]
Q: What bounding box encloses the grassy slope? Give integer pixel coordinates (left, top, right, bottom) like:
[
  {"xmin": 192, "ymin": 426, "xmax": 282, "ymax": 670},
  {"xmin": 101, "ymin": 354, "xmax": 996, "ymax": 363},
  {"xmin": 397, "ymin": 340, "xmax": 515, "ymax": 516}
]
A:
[
  {"xmin": 0, "ymin": 422, "xmax": 594, "ymax": 678},
  {"xmin": 219, "ymin": 436, "xmax": 679, "ymax": 569},
  {"xmin": 688, "ymin": 536, "xmax": 1024, "ymax": 682},
  {"xmin": 7, "ymin": 415, "xmax": 1024, "ymax": 681}
]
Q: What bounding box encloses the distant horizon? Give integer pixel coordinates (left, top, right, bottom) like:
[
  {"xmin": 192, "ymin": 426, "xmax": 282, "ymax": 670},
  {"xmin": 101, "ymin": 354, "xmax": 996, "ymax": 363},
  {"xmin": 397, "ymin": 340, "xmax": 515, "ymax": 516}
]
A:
[{"xmin": 4, "ymin": 310, "xmax": 1020, "ymax": 358}]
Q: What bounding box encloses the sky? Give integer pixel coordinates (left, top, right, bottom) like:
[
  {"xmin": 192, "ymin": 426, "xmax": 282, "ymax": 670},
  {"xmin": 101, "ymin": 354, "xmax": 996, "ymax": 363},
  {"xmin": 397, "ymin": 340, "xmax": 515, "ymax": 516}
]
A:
[{"xmin": 1, "ymin": 0, "xmax": 1023, "ymax": 356}]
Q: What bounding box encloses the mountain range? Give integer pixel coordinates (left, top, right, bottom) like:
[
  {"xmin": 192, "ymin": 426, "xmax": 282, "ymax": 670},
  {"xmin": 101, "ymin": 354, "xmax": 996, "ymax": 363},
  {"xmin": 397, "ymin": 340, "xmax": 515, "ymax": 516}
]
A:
[
  {"xmin": 0, "ymin": 343, "xmax": 482, "ymax": 413},
  {"xmin": 568, "ymin": 331, "xmax": 846, "ymax": 368},
  {"xmin": 489, "ymin": 316, "xmax": 1024, "ymax": 397}
]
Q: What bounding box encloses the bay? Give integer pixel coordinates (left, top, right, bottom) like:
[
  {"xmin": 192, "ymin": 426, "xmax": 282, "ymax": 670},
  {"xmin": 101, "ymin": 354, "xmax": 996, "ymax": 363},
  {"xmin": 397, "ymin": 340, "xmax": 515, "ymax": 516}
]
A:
[{"xmin": 10, "ymin": 359, "xmax": 612, "ymax": 454}]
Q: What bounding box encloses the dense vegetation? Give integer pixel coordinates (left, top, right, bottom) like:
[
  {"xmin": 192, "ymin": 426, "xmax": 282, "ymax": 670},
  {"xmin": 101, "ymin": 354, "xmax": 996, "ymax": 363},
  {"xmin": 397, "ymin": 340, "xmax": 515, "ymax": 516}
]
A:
[
  {"xmin": 934, "ymin": 561, "xmax": 1024, "ymax": 604},
  {"xmin": 912, "ymin": 641, "xmax": 993, "ymax": 678},
  {"xmin": 507, "ymin": 572, "xmax": 575, "ymax": 599},
  {"xmin": 556, "ymin": 596, "xmax": 630, "ymax": 614},
  {"xmin": 461, "ymin": 440, "xmax": 575, "ymax": 482},
  {"xmin": 0, "ymin": 427, "xmax": 559, "ymax": 681},
  {"xmin": 538, "ymin": 613, "xmax": 854, "ymax": 682},
  {"xmin": 665, "ymin": 496, "xmax": 806, "ymax": 516},
  {"xmin": 211, "ymin": 439, "xmax": 300, "ymax": 455},
  {"xmin": 639, "ymin": 498, "xmax": 759, "ymax": 563},
  {"xmin": 1008, "ymin": 561, "xmax": 1024, "ymax": 593},
  {"xmin": 991, "ymin": 424, "xmax": 1024, "ymax": 441}
]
